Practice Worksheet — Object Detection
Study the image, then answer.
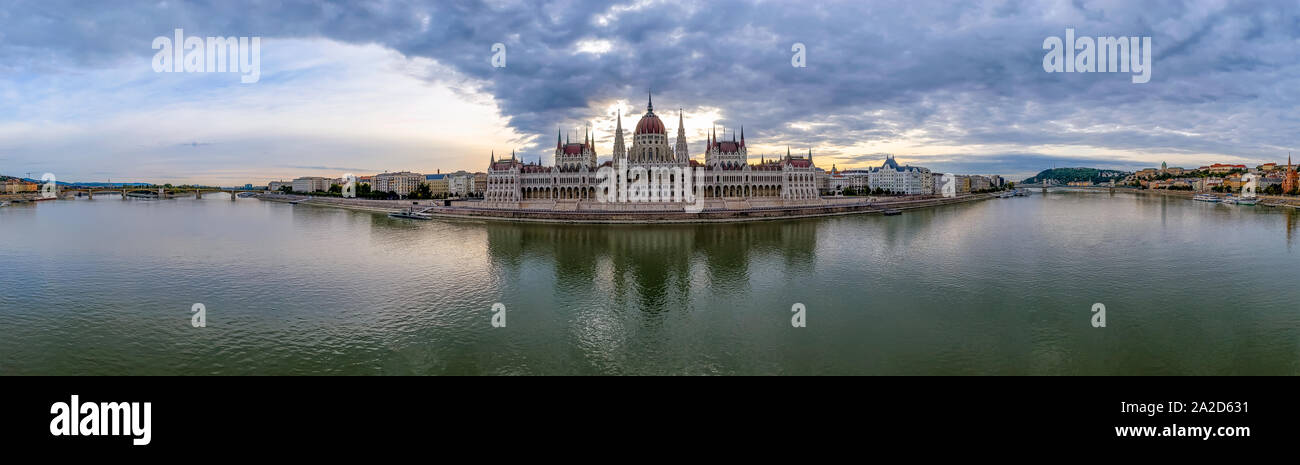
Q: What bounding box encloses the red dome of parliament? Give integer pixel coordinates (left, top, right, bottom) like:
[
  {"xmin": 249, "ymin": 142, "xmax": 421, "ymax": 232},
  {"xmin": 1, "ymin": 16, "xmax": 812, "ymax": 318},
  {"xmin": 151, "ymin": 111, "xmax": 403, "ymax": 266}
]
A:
[
  {"xmin": 635, "ymin": 114, "xmax": 665, "ymax": 135},
  {"xmin": 633, "ymin": 92, "xmax": 666, "ymax": 135}
]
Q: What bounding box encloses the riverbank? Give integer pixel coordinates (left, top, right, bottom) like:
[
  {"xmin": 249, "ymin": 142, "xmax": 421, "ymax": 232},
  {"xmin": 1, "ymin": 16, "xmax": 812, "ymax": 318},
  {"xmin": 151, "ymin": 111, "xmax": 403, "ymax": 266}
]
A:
[
  {"xmin": 1122, "ymin": 188, "xmax": 1300, "ymax": 207},
  {"xmin": 256, "ymin": 192, "xmax": 997, "ymax": 223}
]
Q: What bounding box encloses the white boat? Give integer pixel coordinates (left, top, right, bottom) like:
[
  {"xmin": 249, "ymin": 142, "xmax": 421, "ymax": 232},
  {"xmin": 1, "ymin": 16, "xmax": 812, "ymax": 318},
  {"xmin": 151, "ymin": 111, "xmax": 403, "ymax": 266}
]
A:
[
  {"xmin": 0, "ymin": 201, "xmax": 9, "ymax": 208},
  {"xmin": 1235, "ymin": 197, "xmax": 1258, "ymax": 206},
  {"xmin": 1221, "ymin": 197, "xmax": 1237, "ymax": 205},
  {"xmin": 1192, "ymin": 193, "xmax": 1220, "ymax": 202},
  {"xmin": 388, "ymin": 205, "xmax": 432, "ymax": 220}
]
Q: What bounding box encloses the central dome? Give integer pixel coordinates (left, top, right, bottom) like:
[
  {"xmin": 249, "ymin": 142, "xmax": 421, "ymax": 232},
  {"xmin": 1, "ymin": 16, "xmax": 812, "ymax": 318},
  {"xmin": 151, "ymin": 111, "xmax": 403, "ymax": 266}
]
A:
[
  {"xmin": 633, "ymin": 91, "xmax": 666, "ymax": 135},
  {"xmin": 635, "ymin": 113, "xmax": 665, "ymax": 135}
]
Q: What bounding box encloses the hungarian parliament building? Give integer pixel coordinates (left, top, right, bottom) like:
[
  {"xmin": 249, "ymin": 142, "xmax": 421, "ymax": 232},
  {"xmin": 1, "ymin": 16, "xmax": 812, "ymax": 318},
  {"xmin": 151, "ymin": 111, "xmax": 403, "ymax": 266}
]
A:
[{"xmin": 483, "ymin": 94, "xmax": 820, "ymax": 207}]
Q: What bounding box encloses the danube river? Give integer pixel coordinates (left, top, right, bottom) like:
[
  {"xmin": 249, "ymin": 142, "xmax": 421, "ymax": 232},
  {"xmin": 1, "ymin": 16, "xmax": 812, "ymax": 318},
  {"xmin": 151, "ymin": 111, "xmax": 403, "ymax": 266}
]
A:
[{"xmin": 2, "ymin": 191, "xmax": 1298, "ymax": 375}]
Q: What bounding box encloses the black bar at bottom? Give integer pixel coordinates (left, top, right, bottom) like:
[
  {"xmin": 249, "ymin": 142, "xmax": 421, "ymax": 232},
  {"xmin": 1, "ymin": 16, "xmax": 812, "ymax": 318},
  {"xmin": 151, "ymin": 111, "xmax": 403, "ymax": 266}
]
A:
[{"xmin": 3, "ymin": 376, "xmax": 1293, "ymax": 453}]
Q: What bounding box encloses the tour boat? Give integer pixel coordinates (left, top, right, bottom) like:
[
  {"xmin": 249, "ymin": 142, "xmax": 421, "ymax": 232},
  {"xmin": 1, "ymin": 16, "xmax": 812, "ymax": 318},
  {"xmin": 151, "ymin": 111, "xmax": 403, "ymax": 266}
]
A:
[
  {"xmin": 882, "ymin": 209, "xmax": 902, "ymax": 216},
  {"xmin": 0, "ymin": 201, "xmax": 9, "ymax": 208},
  {"xmin": 388, "ymin": 206, "xmax": 432, "ymax": 220},
  {"xmin": 1234, "ymin": 197, "xmax": 1258, "ymax": 206},
  {"xmin": 1221, "ymin": 197, "xmax": 1237, "ymax": 205},
  {"xmin": 1192, "ymin": 193, "xmax": 1220, "ymax": 202}
]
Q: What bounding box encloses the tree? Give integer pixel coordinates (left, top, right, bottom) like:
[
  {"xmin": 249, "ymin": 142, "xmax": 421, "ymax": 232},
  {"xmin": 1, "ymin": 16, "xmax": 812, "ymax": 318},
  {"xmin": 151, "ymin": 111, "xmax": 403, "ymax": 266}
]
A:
[{"xmin": 408, "ymin": 183, "xmax": 433, "ymax": 199}]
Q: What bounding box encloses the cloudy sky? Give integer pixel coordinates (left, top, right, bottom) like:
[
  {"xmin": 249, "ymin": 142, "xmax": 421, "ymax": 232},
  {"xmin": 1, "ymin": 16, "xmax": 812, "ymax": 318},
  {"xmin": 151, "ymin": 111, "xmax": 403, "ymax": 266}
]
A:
[{"xmin": 1, "ymin": 0, "xmax": 1297, "ymax": 185}]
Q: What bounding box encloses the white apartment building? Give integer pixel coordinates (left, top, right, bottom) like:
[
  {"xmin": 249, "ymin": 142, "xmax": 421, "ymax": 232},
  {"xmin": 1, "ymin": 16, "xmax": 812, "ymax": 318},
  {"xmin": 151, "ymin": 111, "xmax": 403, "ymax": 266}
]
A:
[
  {"xmin": 446, "ymin": 171, "xmax": 475, "ymax": 196},
  {"xmin": 291, "ymin": 176, "xmax": 332, "ymax": 193},
  {"xmin": 867, "ymin": 155, "xmax": 932, "ymax": 194}
]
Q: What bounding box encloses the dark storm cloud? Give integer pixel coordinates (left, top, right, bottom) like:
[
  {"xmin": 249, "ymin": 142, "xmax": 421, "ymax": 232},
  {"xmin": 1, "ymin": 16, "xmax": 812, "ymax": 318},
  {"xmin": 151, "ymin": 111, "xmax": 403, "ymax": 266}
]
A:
[{"xmin": 3, "ymin": 0, "xmax": 1298, "ymax": 173}]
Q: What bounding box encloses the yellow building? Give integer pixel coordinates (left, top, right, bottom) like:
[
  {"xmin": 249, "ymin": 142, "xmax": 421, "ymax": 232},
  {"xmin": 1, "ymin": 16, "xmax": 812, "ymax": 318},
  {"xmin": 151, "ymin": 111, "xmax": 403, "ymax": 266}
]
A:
[
  {"xmin": 3, "ymin": 179, "xmax": 38, "ymax": 194},
  {"xmin": 423, "ymin": 174, "xmax": 449, "ymax": 196}
]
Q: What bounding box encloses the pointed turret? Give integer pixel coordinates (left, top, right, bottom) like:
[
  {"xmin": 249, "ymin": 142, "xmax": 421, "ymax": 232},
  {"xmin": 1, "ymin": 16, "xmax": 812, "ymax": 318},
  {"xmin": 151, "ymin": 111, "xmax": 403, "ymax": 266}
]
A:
[
  {"xmin": 647, "ymin": 91, "xmax": 653, "ymax": 113},
  {"xmin": 557, "ymin": 129, "xmax": 562, "ymax": 149},
  {"xmin": 675, "ymin": 108, "xmax": 689, "ymax": 162},
  {"xmin": 740, "ymin": 126, "xmax": 745, "ymax": 147},
  {"xmin": 612, "ymin": 108, "xmax": 626, "ymax": 160}
]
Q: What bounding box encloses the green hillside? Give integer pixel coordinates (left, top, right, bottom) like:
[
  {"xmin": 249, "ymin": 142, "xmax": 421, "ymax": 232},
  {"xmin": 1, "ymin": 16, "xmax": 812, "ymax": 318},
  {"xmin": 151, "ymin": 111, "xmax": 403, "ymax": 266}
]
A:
[{"xmin": 1022, "ymin": 167, "xmax": 1130, "ymax": 184}]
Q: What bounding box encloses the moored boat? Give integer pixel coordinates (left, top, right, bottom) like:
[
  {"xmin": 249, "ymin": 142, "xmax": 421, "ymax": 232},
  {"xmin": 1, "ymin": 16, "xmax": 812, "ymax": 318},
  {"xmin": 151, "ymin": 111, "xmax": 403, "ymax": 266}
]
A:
[
  {"xmin": 1192, "ymin": 193, "xmax": 1220, "ymax": 202},
  {"xmin": 389, "ymin": 204, "xmax": 432, "ymax": 220}
]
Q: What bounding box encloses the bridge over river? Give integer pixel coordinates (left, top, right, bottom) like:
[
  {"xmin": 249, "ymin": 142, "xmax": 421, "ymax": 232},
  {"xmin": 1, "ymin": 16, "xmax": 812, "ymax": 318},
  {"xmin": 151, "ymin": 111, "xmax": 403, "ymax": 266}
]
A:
[{"xmin": 58, "ymin": 187, "xmax": 261, "ymax": 200}]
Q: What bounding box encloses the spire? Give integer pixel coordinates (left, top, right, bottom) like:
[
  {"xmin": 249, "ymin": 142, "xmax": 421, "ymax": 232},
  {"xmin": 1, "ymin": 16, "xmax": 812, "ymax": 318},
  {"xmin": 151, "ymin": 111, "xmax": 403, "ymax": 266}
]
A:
[
  {"xmin": 675, "ymin": 108, "xmax": 689, "ymax": 162},
  {"xmin": 490, "ymin": 150, "xmax": 495, "ymax": 163},
  {"xmin": 808, "ymin": 148, "xmax": 813, "ymax": 165},
  {"xmin": 647, "ymin": 91, "xmax": 653, "ymax": 113},
  {"xmin": 740, "ymin": 126, "xmax": 745, "ymax": 147},
  {"xmin": 557, "ymin": 128, "xmax": 562, "ymax": 149},
  {"xmin": 612, "ymin": 108, "xmax": 626, "ymax": 159}
]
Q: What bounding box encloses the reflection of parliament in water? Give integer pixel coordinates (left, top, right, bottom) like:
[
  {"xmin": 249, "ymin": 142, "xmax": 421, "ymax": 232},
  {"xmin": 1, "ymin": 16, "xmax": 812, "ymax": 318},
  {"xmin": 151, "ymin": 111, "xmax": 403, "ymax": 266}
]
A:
[
  {"xmin": 483, "ymin": 93, "xmax": 821, "ymax": 207},
  {"xmin": 485, "ymin": 221, "xmax": 819, "ymax": 281}
]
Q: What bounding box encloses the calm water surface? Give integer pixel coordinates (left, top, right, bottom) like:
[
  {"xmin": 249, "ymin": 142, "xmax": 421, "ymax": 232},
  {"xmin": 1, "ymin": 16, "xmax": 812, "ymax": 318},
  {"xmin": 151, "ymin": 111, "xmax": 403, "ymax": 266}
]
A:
[{"xmin": 1, "ymin": 191, "xmax": 1298, "ymax": 375}]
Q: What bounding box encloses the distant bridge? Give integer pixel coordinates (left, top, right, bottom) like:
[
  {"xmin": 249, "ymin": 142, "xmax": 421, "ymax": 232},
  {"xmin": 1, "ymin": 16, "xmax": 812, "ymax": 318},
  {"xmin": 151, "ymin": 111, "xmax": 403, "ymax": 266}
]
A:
[
  {"xmin": 1016, "ymin": 182, "xmax": 1132, "ymax": 191},
  {"xmin": 59, "ymin": 187, "xmax": 261, "ymax": 200}
]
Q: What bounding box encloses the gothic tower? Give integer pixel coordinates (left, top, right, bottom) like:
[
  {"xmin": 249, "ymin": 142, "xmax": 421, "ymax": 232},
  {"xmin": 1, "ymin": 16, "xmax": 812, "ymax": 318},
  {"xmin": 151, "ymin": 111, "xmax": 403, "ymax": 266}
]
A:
[
  {"xmin": 675, "ymin": 109, "xmax": 689, "ymax": 162},
  {"xmin": 613, "ymin": 109, "xmax": 625, "ymax": 160}
]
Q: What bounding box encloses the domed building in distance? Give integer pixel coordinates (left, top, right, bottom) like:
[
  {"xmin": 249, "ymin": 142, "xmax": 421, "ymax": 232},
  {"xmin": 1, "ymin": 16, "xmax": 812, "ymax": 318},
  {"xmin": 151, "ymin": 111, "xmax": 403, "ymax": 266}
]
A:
[{"xmin": 484, "ymin": 93, "xmax": 821, "ymax": 210}]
